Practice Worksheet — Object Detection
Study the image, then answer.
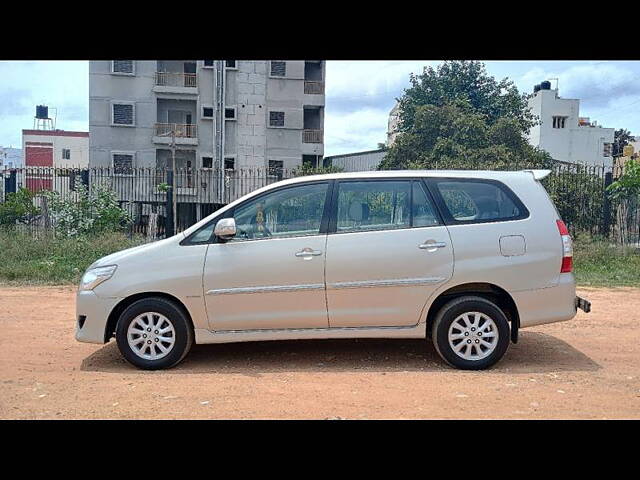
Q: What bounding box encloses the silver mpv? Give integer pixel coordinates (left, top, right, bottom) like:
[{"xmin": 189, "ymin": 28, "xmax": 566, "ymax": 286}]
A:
[{"xmin": 76, "ymin": 170, "xmax": 590, "ymax": 370}]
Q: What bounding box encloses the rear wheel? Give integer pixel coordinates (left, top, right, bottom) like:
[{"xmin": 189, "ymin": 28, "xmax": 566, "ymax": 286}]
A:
[
  {"xmin": 432, "ymin": 295, "xmax": 510, "ymax": 370},
  {"xmin": 115, "ymin": 297, "xmax": 193, "ymax": 370}
]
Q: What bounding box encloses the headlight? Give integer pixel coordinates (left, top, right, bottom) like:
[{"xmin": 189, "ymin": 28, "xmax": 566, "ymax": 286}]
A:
[{"xmin": 80, "ymin": 265, "xmax": 117, "ymax": 291}]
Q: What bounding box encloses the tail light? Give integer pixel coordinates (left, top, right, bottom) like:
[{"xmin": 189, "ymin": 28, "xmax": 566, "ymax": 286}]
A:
[{"xmin": 556, "ymin": 219, "xmax": 573, "ymax": 273}]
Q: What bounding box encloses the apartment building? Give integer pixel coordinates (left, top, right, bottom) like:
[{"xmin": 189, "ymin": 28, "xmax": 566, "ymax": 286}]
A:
[
  {"xmin": 89, "ymin": 60, "xmax": 325, "ymax": 178},
  {"xmin": 527, "ymin": 81, "xmax": 615, "ymax": 167}
]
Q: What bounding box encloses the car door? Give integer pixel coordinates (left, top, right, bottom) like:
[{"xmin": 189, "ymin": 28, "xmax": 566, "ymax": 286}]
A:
[
  {"xmin": 203, "ymin": 181, "xmax": 332, "ymax": 331},
  {"xmin": 325, "ymin": 178, "xmax": 453, "ymax": 328}
]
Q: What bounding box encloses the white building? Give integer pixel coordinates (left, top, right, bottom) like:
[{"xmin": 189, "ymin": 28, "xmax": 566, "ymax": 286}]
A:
[
  {"xmin": 527, "ymin": 82, "xmax": 615, "ymax": 167},
  {"xmin": 22, "ymin": 129, "xmax": 89, "ymax": 168},
  {"xmin": 387, "ymin": 102, "xmax": 400, "ymax": 146},
  {"xmin": 0, "ymin": 147, "xmax": 23, "ymax": 168}
]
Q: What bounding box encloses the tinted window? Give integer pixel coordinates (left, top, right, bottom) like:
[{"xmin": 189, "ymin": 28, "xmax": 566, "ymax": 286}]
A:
[
  {"xmin": 232, "ymin": 183, "xmax": 328, "ymax": 240},
  {"xmin": 337, "ymin": 181, "xmax": 411, "ymax": 232},
  {"xmin": 436, "ymin": 180, "xmax": 523, "ymax": 222},
  {"xmin": 412, "ymin": 181, "xmax": 439, "ymax": 227}
]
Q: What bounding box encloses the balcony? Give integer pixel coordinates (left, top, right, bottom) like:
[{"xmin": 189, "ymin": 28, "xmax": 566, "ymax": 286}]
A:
[
  {"xmin": 304, "ymin": 81, "xmax": 325, "ymax": 95},
  {"xmin": 303, "ymin": 129, "xmax": 323, "ymax": 144},
  {"xmin": 153, "ymin": 123, "xmax": 198, "ymax": 146},
  {"xmin": 153, "ymin": 72, "xmax": 197, "ymax": 94}
]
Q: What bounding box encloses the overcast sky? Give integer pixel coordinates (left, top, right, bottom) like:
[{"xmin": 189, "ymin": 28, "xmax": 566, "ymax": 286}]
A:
[{"xmin": 1, "ymin": 60, "xmax": 639, "ymax": 156}]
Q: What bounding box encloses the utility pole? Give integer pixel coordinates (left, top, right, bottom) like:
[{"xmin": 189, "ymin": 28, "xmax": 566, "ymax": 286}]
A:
[{"xmin": 171, "ymin": 128, "xmax": 177, "ymax": 235}]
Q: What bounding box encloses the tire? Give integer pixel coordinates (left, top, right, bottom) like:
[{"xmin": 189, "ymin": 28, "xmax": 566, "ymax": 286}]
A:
[
  {"xmin": 115, "ymin": 297, "xmax": 193, "ymax": 370},
  {"xmin": 432, "ymin": 295, "xmax": 510, "ymax": 370}
]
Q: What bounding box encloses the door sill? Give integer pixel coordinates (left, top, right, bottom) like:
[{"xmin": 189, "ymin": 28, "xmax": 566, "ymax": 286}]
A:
[{"xmin": 194, "ymin": 324, "xmax": 425, "ymax": 344}]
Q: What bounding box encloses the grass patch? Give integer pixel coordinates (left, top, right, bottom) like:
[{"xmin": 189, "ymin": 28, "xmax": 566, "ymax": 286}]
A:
[
  {"xmin": 573, "ymin": 234, "xmax": 640, "ymax": 287},
  {"xmin": 0, "ymin": 230, "xmax": 146, "ymax": 286},
  {"xmin": 0, "ymin": 230, "xmax": 638, "ymax": 288}
]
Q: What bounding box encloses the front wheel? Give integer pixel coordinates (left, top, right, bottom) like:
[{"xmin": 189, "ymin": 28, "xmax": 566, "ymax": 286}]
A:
[
  {"xmin": 115, "ymin": 297, "xmax": 193, "ymax": 370},
  {"xmin": 432, "ymin": 295, "xmax": 510, "ymax": 370}
]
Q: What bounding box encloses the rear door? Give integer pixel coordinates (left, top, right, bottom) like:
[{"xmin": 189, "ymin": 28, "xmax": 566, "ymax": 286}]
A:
[{"xmin": 324, "ymin": 178, "xmax": 454, "ymax": 328}]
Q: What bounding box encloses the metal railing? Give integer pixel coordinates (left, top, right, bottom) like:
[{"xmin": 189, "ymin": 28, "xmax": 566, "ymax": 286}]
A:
[
  {"xmin": 304, "ymin": 81, "xmax": 325, "ymax": 94},
  {"xmin": 1, "ymin": 163, "xmax": 638, "ymax": 245},
  {"xmin": 154, "ymin": 123, "xmax": 197, "ymax": 138},
  {"xmin": 155, "ymin": 72, "xmax": 197, "ymax": 88},
  {"xmin": 303, "ymin": 129, "xmax": 323, "ymax": 144}
]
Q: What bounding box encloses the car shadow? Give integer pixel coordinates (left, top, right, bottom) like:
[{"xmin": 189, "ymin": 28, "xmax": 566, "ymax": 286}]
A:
[{"xmin": 80, "ymin": 330, "xmax": 601, "ymax": 375}]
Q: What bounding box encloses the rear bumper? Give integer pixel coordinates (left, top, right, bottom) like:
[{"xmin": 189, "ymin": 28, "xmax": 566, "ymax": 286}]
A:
[
  {"xmin": 75, "ymin": 290, "xmax": 121, "ymax": 344},
  {"xmin": 512, "ymin": 274, "xmax": 577, "ymax": 328}
]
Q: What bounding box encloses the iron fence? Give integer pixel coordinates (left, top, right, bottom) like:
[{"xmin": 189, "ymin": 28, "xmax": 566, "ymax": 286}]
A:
[{"xmin": 1, "ymin": 163, "xmax": 638, "ymax": 246}]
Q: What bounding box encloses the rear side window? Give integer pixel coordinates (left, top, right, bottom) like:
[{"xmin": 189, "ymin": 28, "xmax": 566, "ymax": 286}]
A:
[{"xmin": 433, "ymin": 179, "xmax": 527, "ymax": 223}]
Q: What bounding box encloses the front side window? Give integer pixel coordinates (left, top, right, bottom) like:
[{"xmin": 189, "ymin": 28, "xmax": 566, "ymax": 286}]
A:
[
  {"xmin": 232, "ymin": 182, "xmax": 328, "ymax": 240},
  {"xmin": 435, "ymin": 180, "xmax": 524, "ymax": 222},
  {"xmin": 336, "ymin": 181, "xmax": 411, "ymax": 233}
]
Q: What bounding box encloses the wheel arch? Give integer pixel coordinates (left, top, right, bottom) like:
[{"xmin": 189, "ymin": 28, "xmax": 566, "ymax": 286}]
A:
[
  {"xmin": 104, "ymin": 292, "xmax": 195, "ymax": 343},
  {"xmin": 425, "ymin": 282, "xmax": 520, "ymax": 343}
]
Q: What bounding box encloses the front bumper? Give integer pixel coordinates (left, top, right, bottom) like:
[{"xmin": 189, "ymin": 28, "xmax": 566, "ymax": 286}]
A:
[{"xmin": 75, "ymin": 290, "xmax": 121, "ymax": 344}]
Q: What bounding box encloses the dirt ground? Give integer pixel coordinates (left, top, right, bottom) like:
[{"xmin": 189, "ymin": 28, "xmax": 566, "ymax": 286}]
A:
[{"xmin": 0, "ymin": 286, "xmax": 639, "ymax": 419}]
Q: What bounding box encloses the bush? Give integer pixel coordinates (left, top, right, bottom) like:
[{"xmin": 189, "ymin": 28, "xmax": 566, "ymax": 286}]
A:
[
  {"xmin": 40, "ymin": 183, "xmax": 132, "ymax": 237},
  {"xmin": 0, "ymin": 230, "xmax": 145, "ymax": 285}
]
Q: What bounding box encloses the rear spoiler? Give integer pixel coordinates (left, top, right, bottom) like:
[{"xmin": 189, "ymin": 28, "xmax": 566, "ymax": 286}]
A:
[{"xmin": 523, "ymin": 169, "xmax": 551, "ymax": 181}]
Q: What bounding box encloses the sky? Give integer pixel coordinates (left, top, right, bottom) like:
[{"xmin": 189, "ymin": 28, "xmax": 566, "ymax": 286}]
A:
[{"xmin": 1, "ymin": 60, "xmax": 639, "ymax": 156}]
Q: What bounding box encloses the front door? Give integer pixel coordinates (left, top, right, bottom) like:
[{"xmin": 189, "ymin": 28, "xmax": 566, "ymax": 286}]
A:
[
  {"xmin": 203, "ymin": 181, "xmax": 332, "ymax": 331},
  {"xmin": 325, "ymin": 179, "xmax": 453, "ymax": 328}
]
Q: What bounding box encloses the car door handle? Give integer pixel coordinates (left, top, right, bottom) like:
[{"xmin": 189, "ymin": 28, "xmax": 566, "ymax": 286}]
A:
[
  {"xmin": 295, "ymin": 248, "xmax": 323, "ymax": 257},
  {"xmin": 419, "ymin": 241, "xmax": 447, "ymax": 250}
]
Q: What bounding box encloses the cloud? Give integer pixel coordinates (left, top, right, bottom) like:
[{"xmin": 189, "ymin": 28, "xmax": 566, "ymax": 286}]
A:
[
  {"xmin": 519, "ymin": 62, "xmax": 640, "ymax": 108},
  {"xmin": 324, "ymin": 61, "xmax": 437, "ymax": 155},
  {"xmin": 325, "ymin": 107, "xmax": 391, "ymax": 156},
  {"xmin": 0, "ymin": 87, "xmax": 32, "ymax": 116},
  {"xmin": 0, "ymin": 61, "xmax": 89, "ymax": 146}
]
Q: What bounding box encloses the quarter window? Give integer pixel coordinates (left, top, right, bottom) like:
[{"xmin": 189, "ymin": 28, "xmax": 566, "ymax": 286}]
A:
[
  {"xmin": 232, "ymin": 183, "xmax": 328, "ymax": 240},
  {"xmin": 336, "ymin": 181, "xmax": 411, "ymax": 233},
  {"xmin": 412, "ymin": 181, "xmax": 439, "ymax": 227},
  {"xmin": 435, "ymin": 180, "xmax": 523, "ymax": 222}
]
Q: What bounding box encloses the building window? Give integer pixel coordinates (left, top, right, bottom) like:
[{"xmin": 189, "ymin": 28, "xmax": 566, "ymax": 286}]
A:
[
  {"xmin": 202, "ymin": 156, "xmax": 213, "ymax": 168},
  {"xmin": 202, "ymin": 106, "xmax": 214, "ymax": 119},
  {"xmin": 225, "ymin": 60, "xmax": 237, "ymax": 69},
  {"xmin": 112, "ymin": 152, "xmax": 134, "ymax": 175},
  {"xmin": 224, "ymin": 157, "xmax": 236, "ymax": 170},
  {"xmin": 225, "ymin": 107, "xmax": 236, "ymax": 120},
  {"xmin": 62, "ymin": 148, "xmax": 71, "ymax": 160},
  {"xmin": 269, "ymin": 111, "xmax": 285, "ymax": 127},
  {"xmin": 603, "ymin": 142, "xmax": 613, "ymax": 157},
  {"xmin": 112, "ymin": 60, "xmax": 134, "ymax": 75},
  {"xmin": 268, "ymin": 160, "xmax": 284, "ymax": 180},
  {"xmin": 552, "ymin": 116, "xmax": 567, "ymax": 129},
  {"xmin": 203, "ymin": 60, "xmax": 215, "ymax": 68},
  {"xmin": 112, "ymin": 102, "xmax": 135, "ymax": 126},
  {"xmin": 270, "ymin": 61, "xmax": 286, "ymax": 77}
]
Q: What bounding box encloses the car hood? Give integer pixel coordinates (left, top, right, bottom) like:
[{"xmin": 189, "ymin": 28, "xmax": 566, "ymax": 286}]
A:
[{"xmin": 89, "ymin": 235, "xmax": 183, "ymax": 269}]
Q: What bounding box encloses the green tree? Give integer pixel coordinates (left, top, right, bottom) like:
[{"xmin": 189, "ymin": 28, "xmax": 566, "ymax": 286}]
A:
[
  {"xmin": 612, "ymin": 128, "xmax": 636, "ymax": 157},
  {"xmin": 379, "ymin": 61, "xmax": 552, "ymax": 171}
]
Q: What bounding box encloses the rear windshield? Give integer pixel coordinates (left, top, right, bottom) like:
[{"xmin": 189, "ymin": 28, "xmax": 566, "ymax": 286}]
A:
[{"xmin": 432, "ymin": 179, "xmax": 528, "ymax": 223}]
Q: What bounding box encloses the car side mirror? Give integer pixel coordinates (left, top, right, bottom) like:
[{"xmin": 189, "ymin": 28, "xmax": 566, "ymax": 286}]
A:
[{"xmin": 214, "ymin": 218, "xmax": 236, "ymax": 241}]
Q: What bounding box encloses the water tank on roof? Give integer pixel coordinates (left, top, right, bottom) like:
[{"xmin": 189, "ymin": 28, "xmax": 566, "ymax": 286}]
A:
[
  {"xmin": 533, "ymin": 84, "xmax": 541, "ymax": 93},
  {"xmin": 540, "ymin": 81, "xmax": 551, "ymax": 90},
  {"xmin": 36, "ymin": 105, "xmax": 49, "ymax": 119}
]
